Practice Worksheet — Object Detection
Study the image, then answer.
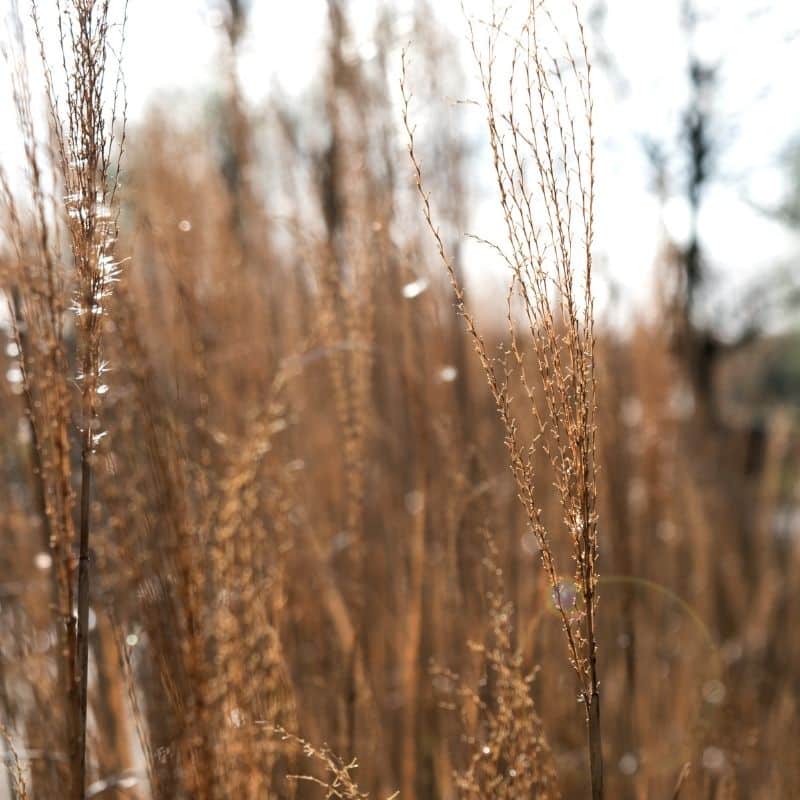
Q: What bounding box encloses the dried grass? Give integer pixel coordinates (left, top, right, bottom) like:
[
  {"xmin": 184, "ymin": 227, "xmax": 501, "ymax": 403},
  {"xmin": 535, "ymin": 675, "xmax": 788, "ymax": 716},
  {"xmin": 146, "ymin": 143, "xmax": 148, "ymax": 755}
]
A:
[{"xmin": 0, "ymin": 2, "xmax": 797, "ymax": 799}]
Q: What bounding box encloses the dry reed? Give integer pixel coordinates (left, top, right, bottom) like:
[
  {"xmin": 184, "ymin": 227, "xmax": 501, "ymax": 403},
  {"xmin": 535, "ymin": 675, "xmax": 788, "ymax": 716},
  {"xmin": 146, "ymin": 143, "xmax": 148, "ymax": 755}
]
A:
[{"xmin": 0, "ymin": 1, "xmax": 797, "ymax": 799}]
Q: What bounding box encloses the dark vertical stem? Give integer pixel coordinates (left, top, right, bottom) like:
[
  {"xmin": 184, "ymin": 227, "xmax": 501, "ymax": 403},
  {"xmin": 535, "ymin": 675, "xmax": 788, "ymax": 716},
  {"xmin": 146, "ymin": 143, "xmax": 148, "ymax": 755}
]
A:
[
  {"xmin": 74, "ymin": 424, "xmax": 93, "ymax": 800},
  {"xmin": 587, "ymin": 690, "xmax": 603, "ymax": 800},
  {"xmin": 585, "ymin": 587, "xmax": 604, "ymax": 800}
]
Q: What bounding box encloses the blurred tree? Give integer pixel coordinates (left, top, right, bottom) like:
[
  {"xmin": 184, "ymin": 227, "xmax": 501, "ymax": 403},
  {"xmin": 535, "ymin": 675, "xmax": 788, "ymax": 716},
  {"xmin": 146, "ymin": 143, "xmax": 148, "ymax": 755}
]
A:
[
  {"xmin": 778, "ymin": 140, "xmax": 800, "ymax": 229},
  {"xmin": 641, "ymin": 1, "xmax": 765, "ymax": 424},
  {"xmin": 219, "ymin": 0, "xmax": 255, "ymax": 247},
  {"xmin": 591, "ymin": 0, "xmax": 799, "ymax": 423}
]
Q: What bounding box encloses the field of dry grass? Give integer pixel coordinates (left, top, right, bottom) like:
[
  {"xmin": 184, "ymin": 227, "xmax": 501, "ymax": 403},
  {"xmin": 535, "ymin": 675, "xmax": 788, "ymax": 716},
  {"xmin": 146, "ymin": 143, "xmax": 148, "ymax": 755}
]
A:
[{"xmin": 1, "ymin": 1, "xmax": 799, "ymax": 798}]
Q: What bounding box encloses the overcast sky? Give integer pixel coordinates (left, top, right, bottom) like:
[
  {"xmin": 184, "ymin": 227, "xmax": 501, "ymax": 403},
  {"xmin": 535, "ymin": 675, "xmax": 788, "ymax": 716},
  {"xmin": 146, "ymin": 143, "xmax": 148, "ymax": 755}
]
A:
[{"xmin": 2, "ymin": 0, "xmax": 799, "ymax": 322}]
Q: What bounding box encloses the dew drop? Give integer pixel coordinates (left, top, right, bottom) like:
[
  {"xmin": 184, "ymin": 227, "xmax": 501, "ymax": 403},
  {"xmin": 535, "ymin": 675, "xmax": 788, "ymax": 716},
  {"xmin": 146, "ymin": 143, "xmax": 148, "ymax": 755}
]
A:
[
  {"xmin": 618, "ymin": 752, "xmax": 638, "ymax": 776},
  {"xmin": 34, "ymin": 552, "xmax": 53, "ymax": 570},
  {"xmin": 702, "ymin": 746, "xmax": 725, "ymax": 772},
  {"xmin": 702, "ymin": 679, "xmax": 726, "ymax": 705},
  {"xmin": 437, "ymin": 365, "xmax": 458, "ymax": 383},
  {"xmin": 404, "ymin": 490, "xmax": 425, "ymax": 515},
  {"xmin": 620, "ymin": 396, "xmax": 643, "ymax": 427},
  {"xmin": 521, "ymin": 532, "xmax": 540, "ymax": 556},
  {"xmin": 402, "ymin": 276, "xmax": 429, "ymax": 299}
]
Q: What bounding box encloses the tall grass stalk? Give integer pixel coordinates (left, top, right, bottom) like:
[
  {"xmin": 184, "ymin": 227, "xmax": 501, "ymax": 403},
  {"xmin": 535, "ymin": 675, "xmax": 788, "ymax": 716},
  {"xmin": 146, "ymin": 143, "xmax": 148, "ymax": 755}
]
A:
[
  {"xmin": 0, "ymin": 2, "xmax": 797, "ymax": 798},
  {"xmin": 30, "ymin": 1, "xmax": 128, "ymax": 796},
  {"xmin": 403, "ymin": 1, "xmax": 603, "ymax": 795}
]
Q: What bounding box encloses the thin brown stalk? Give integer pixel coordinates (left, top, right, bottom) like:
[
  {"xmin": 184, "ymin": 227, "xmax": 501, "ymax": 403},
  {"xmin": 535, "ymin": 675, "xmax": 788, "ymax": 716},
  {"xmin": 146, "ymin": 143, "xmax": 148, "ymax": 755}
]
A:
[
  {"xmin": 29, "ymin": 2, "xmax": 128, "ymax": 796},
  {"xmin": 402, "ymin": 1, "xmax": 603, "ymax": 794}
]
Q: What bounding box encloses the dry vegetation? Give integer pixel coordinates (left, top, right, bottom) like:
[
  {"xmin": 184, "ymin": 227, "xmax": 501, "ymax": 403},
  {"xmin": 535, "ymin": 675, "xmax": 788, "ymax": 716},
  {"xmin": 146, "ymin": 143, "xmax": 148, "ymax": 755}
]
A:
[{"xmin": 1, "ymin": 1, "xmax": 799, "ymax": 799}]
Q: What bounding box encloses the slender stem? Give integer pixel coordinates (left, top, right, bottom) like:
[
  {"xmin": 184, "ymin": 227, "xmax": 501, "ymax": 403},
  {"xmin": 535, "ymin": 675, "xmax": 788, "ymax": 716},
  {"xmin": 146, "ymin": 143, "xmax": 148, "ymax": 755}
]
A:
[
  {"xmin": 585, "ymin": 592, "xmax": 603, "ymax": 800},
  {"xmin": 587, "ymin": 691, "xmax": 603, "ymax": 800},
  {"xmin": 74, "ymin": 422, "xmax": 93, "ymax": 800}
]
